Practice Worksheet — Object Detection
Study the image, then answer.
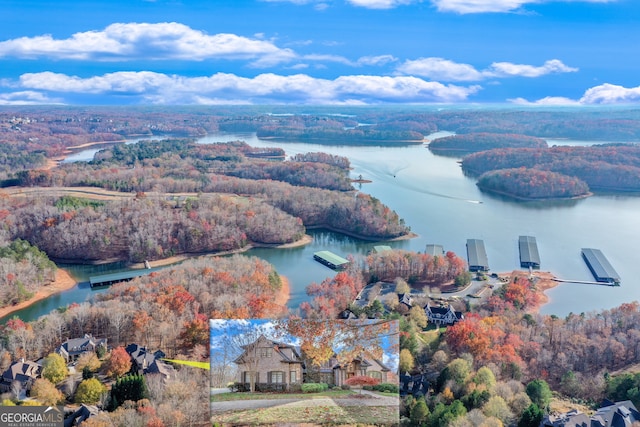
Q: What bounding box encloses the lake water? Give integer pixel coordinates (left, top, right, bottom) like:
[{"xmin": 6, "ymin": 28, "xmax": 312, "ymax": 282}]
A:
[{"xmin": 4, "ymin": 131, "xmax": 640, "ymax": 322}]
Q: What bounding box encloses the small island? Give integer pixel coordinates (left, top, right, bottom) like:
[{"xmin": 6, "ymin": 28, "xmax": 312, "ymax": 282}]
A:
[{"xmin": 476, "ymin": 168, "xmax": 591, "ymax": 200}]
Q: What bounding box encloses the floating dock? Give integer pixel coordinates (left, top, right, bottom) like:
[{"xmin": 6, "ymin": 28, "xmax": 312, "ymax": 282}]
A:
[
  {"xmin": 466, "ymin": 239, "xmax": 489, "ymax": 272},
  {"xmin": 425, "ymin": 244, "xmax": 445, "ymax": 257},
  {"xmin": 89, "ymin": 266, "xmax": 161, "ymax": 287},
  {"xmin": 371, "ymin": 245, "xmax": 392, "ymax": 254},
  {"xmin": 581, "ymin": 248, "xmax": 620, "ymax": 285},
  {"xmin": 519, "ymin": 236, "xmax": 541, "ymax": 269},
  {"xmin": 313, "ymin": 251, "xmax": 350, "ymax": 270}
]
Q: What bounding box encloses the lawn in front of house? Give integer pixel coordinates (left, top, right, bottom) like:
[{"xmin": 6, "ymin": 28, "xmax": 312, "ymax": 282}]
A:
[
  {"xmin": 211, "ymin": 403, "xmax": 398, "ymax": 426},
  {"xmin": 211, "ymin": 389, "xmax": 355, "ymax": 402}
]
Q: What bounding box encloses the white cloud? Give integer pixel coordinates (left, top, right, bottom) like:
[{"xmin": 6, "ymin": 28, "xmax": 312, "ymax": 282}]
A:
[
  {"xmin": 397, "ymin": 57, "xmax": 484, "ymax": 81},
  {"xmin": 397, "ymin": 57, "xmax": 577, "ymax": 81},
  {"xmin": 13, "ymin": 71, "xmax": 480, "ymax": 104},
  {"xmin": 347, "ymin": 0, "xmax": 415, "ymax": 8},
  {"xmin": 579, "ymin": 83, "xmax": 640, "ymax": 104},
  {"xmin": 509, "ymin": 96, "xmax": 581, "ymax": 105},
  {"xmin": 356, "ymin": 55, "xmax": 398, "ymax": 66},
  {"xmin": 0, "ymin": 22, "xmax": 296, "ymax": 66},
  {"xmin": 509, "ymin": 83, "xmax": 640, "ymax": 105},
  {"xmin": 488, "ymin": 59, "xmax": 578, "ymax": 77},
  {"xmin": 432, "ymin": 0, "xmax": 617, "ymax": 14},
  {"xmin": 0, "ymin": 91, "xmax": 63, "ymax": 105}
]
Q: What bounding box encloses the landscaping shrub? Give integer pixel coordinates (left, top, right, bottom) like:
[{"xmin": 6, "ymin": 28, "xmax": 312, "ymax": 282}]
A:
[
  {"xmin": 302, "ymin": 383, "xmax": 329, "ymax": 393},
  {"xmin": 341, "ymin": 384, "xmax": 351, "ymax": 390},
  {"xmin": 255, "ymin": 383, "xmax": 287, "ymax": 392},
  {"xmin": 373, "ymin": 383, "xmax": 400, "ymax": 393}
]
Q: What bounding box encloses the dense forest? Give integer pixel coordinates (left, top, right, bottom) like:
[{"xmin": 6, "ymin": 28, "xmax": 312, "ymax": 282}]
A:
[
  {"xmin": 428, "ymin": 133, "xmax": 547, "ymax": 153},
  {"xmin": 1, "ymin": 194, "xmax": 304, "ymax": 263},
  {"xmin": 462, "ymin": 145, "xmax": 640, "ymax": 194},
  {"xmin": 0, "ymin": 239, "xmax": 57, "ymax": 307},
  {"xmin": 476, "ymin": 168, "xmax": 590, "ymax": 200},
  {"xmin": 0, "ymin": 255, "xmax": 286, "ymax": 425}
]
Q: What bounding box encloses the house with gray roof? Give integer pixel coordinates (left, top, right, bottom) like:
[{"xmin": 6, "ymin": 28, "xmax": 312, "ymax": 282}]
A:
[
  {"xmin": 56, "ymin": 334, "xmax": 107, "ymax": 363},
  {"xmin": 0, "ymin": 359, "xmax": 42, "ymax": 393},
  {"xmin": 425, "ymin": 303, "xmax": 464, "ymax": 326},
  {"xmin": 125, "ymin": 343, "xmax": 175, "ymax": 381}
]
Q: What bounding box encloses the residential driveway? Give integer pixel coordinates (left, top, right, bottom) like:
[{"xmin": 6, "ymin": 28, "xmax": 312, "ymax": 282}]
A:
[{"xmin": 211, "ymin": 391, "xmax": 399, "ymax": 412}]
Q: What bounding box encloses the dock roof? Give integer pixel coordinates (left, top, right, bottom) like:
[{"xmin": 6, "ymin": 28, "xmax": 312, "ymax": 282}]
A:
[
  {"xmin": 373, "ymin": 245, "xmax": 393, "ymax": 254},
  {"xmin": 582, "ymin": 248, "xmax": 620, "ymax": 283},
  {"xmin": 519, "ymin": 236, "xmax": 541, "ymax": 266},
  {"xmin": 89, "ymin": 267, "xmax": 160, "ymax": 287},
  {"xmin": 313, "ymin": 251, "xmax": 349, "ymax": 267},
  {"xmin": 466, "ymin": 239, "xmax": 489, "ymax": 270},
  {"xmin": 425, "ymin": 244, "xmax": 444, "ymax": 257}
]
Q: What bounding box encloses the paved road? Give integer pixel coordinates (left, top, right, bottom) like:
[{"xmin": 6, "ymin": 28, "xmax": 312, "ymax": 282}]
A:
[{"xmin": 211, "ymin": 390, "xmax": 399, "ymax": 412}]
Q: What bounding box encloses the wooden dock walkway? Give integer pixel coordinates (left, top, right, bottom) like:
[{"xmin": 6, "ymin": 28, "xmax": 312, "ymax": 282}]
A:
[{"xmin": 552, "ymin": 278, "xmax": 619, "ymax": 286}]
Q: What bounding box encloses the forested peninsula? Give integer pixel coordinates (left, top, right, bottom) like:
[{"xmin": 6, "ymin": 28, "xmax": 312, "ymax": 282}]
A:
[
  {"xmin": 462, "ymin": 144, "xmax": 640, "ymax": 195},
  {"xmin": 428, "ymin": 133, "xmax": 547, "ymax": 153},
  {"xmin": 1, "ymin": 139, "xmax": 409, "ymax": 266}
]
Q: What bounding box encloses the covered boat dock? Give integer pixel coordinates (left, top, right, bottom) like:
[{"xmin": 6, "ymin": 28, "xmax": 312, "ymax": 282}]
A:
[
  {"xmin": 313, "ymin": 251, "xmax": 350, "ymax": 270},
  {"xmin": 466, "ymin": 239, "xmax": 489, "ymax": 272},
  {"xmin": 519, "ymin": 236, "xmax": 541, "ymax": 269},
  {"xmin": 581, "ymin": 248, "xmax": 621, "ymax": 285}
]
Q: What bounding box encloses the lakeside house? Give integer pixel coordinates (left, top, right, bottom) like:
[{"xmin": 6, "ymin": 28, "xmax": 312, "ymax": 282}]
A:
[
  {"xmin": 425, "ymin": 303, "xmax": 464, "ymax": 326},
  {"xmin": 234, "ymin": 335, "xmax": 304, "ymax": 390},
  {"xmin": 0, "ymin": 359, "xmax": 42, "ymax": 395},
  {"xmin": 56, "ymin": 334, "xmax": 107, "ymax": 363},
  {"xmin": 312, "ymin": 354, "xmax": 391, "ymax": 387},
  {"xmin": 234, "ymin": 335, "xmax": 392, "ymax": 391},
  {"xmin": 541, "ymin": 400, "xmax": 640, "ymax": 427},
  {"xmin": 125, "ymin": 344, "xmax": 175, "ymax": 381}
]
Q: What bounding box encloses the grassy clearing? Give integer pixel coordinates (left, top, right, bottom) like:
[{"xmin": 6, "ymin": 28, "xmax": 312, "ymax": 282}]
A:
[
  {"xmin": 211, "ymin": 404, "xmax": 399, "ymax": 426},
  {"xmin": 211, "ymin": 390, "xmax": 355, "ymax": 402}
]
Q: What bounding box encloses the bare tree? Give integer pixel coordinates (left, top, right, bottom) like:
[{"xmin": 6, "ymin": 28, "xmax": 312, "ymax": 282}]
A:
[{"xmin": 219, "ymin": 321, "xmax": 274, "ymax": 393}]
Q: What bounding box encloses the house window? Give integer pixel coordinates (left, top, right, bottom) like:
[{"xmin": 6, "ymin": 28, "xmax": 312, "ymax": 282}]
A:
[
  {"xmin": 290, "ymin": 371, "xmax": 297, "ymax": 383},
  {"xmin": 243, "ymin": 371, "xmax": 258, "ymax": 383},
  {"xmin": 260, "ymin": 348, "xmax": 272, "ymax": 358},
  {"xmin": 369, "ymin": 371, "xmax": 383, "ymax": 380},
  {"xmin": 269, "ymin": 371, "xmax": 284, "ymax": 383}
]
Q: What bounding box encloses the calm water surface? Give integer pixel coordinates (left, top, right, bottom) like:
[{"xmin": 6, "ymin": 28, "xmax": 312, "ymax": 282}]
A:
[{"xmin": 4, "ymin": 132, "xmax": 639, "ymax": 322}]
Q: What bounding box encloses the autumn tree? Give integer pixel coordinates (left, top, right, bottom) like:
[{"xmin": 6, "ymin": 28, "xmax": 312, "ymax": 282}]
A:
[
  {"xmin": 106, "ymin": 346, "xmax": 132, "ymax": 378},
  {"xmin": 76, "ymin": 352, "xmax": 101, "ymax": 373},
  {"xmin": 31, "ymin": 378, "xmax": 64, "ymax": 405},
  {"xmin": 75, "ymin": 378, "xmax": 107, "ymax": 404},
  {"xmin": 410, "ymin": 306, "xmax": 428, "ymax": 329},
  {"xmin": 42, "ymin": 353, "xmax": 68, "ymax": 384},
  {"xmin": 345, "ymin": 375, "xmax": 380, "ymax": 394},
  {"xmin": 399, "ymin": 349, "xmax": 415, "ymax": 374}
]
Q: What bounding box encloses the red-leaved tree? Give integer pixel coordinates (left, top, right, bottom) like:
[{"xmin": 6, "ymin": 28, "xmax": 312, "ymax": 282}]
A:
[{"xmin": 345, "ymin": 375, "xmax": 381, "ymax": 394}]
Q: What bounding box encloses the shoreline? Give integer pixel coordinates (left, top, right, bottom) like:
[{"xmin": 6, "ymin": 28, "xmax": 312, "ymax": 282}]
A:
[
  {"xmin": 0, "ymin": 269, "xmax": 77, "ymax": 319},
  {"xmin": 129, "ymin": 234, "xmax": 315, "ymax": 269},
  {"xmin": 498, "ymin": 270, "xmax": 559, "ymax": 313},
  {"xmin": 476, "ymin": 184, "xmax": 592, "ymax": 202}
]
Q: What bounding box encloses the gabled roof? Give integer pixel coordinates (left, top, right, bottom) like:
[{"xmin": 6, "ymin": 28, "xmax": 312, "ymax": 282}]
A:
[
  {"xmin": 592, "ymin": 400, "xmax": 640, "ymax": 427},
  {"xmin": 126, "ymin": 344, "xmax": 157, "ymax": 369},
  {"xmin": 234, "ymin": 335, "xmax": 303, "ymax": 365},
  {"xmin": 398, "ymin": 293, "xmax": 413, "ymax": 307},
  {"xmin": 2, "ymin": 360, "xmax": 41, "ymax": 383},
  {"xmin": 59, "ymin": 334, "xmax": 106, "ymax": 356}
]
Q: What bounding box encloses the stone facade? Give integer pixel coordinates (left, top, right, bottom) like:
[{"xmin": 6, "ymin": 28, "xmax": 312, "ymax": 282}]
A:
[{"xmin": 235, "ymin": 335, "xmax": 303, "ymax": 387}]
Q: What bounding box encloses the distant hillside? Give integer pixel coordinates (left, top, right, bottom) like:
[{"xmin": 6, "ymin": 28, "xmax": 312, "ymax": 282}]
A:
[{"xmin": 429, "ymin": 132, "xmax": 547, "ymax": 153}]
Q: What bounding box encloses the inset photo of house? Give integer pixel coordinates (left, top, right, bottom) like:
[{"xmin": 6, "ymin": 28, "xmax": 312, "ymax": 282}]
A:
[{"xmin": 210, "ymin": 318, "xmax": 400, "ymax": 426}]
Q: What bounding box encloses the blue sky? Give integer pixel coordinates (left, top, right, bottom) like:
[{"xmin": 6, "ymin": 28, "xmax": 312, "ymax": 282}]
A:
[{"xmin": 1, "ymin": 0, "xmax": 639, "ymax": 105}]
